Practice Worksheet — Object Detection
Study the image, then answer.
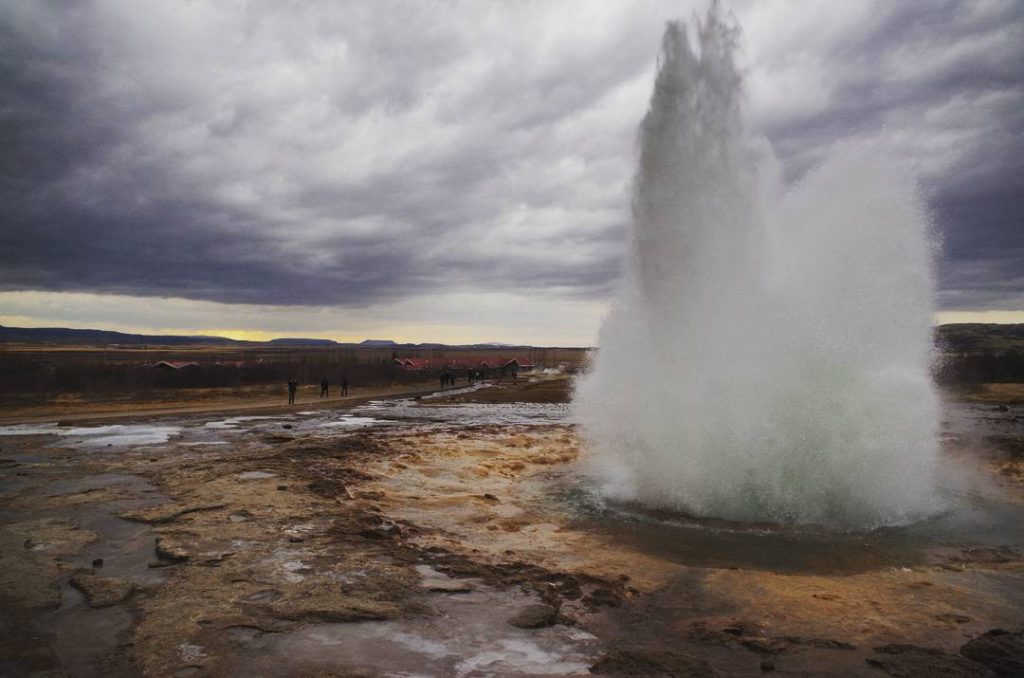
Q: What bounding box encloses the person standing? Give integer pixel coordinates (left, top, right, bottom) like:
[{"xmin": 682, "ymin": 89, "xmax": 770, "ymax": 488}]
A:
[
  {"xmin": 341, "ymin": 376, "xmax": 349, "ymax": 397},
  {"xmin": 287, "ymin": 378, "xmax": 298, "ymax": 405},
  {"xmin": 320, "ymin": 376, "xmax": 329, "ymax": 398}
]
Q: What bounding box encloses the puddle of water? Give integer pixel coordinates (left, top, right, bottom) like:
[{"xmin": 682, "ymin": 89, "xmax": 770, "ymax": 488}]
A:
[
  {"xmin": 41, "ymin": 473, "xmax": 172, "ymax": 586},
  {"xmin": 231, "ymin": 589, "xmax": 597, "ymax": 677},
  {"xmin": 67, "ymin": 425, "xmax": 181, "ymax": 447},
  {"xmin": 0, "ymin": 423, "xmax": 61, "ymax": 436},
  {"xmin": 203, "ymin": 416, "xmax": 284, "ymax": 430},
  {"xmin": 41, "ymin": 601, "xmax": 134, "ymax": 676},
  {"xmin": 0, "ymin": 424, "xmax": 183, "ymax": 447},
  {"xmin": 356, "ymin": 400, "xmax": 568, "ymax": 426},
  {"xmin": 319, "ymin": 415, "xmax": 390, "ymax": 429},
  {"xmin": 421, "ymin": 383, "xmax": 495, "ymax": 401}
]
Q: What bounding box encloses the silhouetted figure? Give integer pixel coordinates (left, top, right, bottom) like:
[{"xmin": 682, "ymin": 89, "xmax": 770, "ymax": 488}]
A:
[
  {"xmin": 341, "ymin": 377, "xmax": 349, "ymax": 397},
  {"xmin": 467, "ymin": 368, "xmax": 473, "ymax": 384},
  {"xmin": 440, "ymin": 372, "xmax": 446, "ymax": 388},
  {"xmin": 287, "ymin": 378, "xmax": 298, "ymax": 405},
  {"xmin": 320, "ymin": 376, "xmax": 329, "ymax": 398}
]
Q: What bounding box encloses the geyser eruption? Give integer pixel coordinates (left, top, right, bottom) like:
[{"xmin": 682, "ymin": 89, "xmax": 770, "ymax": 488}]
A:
[{"xmin": 574, "ymin": 8, "xmax": 940, "ymax": 529}]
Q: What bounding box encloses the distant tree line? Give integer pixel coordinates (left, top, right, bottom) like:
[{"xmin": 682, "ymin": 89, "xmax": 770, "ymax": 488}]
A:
[
  {"xmin": 0, "ymin": 352, "xmax": 422, "ymax": 403},
  {"xmin": 934, "ymin": 350, "xmax": 1024, "ymax": 386}
]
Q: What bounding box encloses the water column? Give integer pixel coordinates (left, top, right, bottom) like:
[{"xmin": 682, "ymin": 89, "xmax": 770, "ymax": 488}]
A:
[{"xmin": 573, "ymin": 6, "xmax": 939, "ymax": 529}]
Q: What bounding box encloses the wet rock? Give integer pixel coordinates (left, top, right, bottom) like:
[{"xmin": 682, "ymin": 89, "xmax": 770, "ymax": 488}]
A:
[
  {"xmin": 422, "ymin": 578, "xmax": 474, "ymax": 593},
  {"xmin": 307, "ymin": 478, "xmax": 352, "ymax": 499},
  {"xmin": 590, "ymin": 646, "xmax": 718, "ymax": 676},
  {"xmin": 780, "ymin": 636, "xmax": 856, "ymax": 651},
  {"xmin": 583, "ymin": 586, "xmax": 622, "ymax": 607},
  {"xmin": 760, "ymin": 659, "xmax": 775, "ymax": 672},
  {"xmin": 242, "ymin": 589, "xmax": 282, "ymax": 604},
  {"xmin": 282, "ymin": 424, "xmax": 293, "ymax": 429},
  {"xmin": 276, "ymin": 485, "xmax": 288, "ymax": 491},
  {"xmin": 269, "ymin": 595, "xmax": 398, "ymax": 623},
  {"xmin": 867, "ymin": 644, "xmax": 995, "ymax": 677},
  {"xmin": 155, "ymin": 536, "xmax": 190, "ymax": 563},
  {"xmin": 738, "ymin": 637, "xmax": 789, "ymax": 655},
  {"xmin": 225, "ymin": 625, "xmax": 264, "ymax": 644},
  {"xmin": 70, "ymin": 571, "xmax": 135, "ymax": 607},
  {"xmin": 961, "ymin": 629, "xmax": 1024, "ymax": 676},
  {"xmin": 507, "ymin": 603, "xmax": 557, "ymax": 629},
  {"xmin": 936, "ymin": 613, "xmax": 972, "ymax": 625},
  {"xmin": 334, "ymin": 513, "xmax": 403, "ymax": 540},
  {"xmin": 121, "ymin": 503, "xmax": 226, "ymax": 524},
  {"xmin": 2, "ymin": 519, "xmax": 96, "ymax": 609},
  {"xmin": 92, "ymin": 558, "xmax": 104, "ymax": 568},
  {"xmin": 195, "ymin": 550, "xmax": 235, "ymax": 566}
]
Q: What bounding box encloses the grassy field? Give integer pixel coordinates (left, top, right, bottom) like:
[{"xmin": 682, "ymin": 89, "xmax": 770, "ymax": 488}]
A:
[{"xmin": 0, "ymin": 342, "xmax": 588, "ymax": 420}]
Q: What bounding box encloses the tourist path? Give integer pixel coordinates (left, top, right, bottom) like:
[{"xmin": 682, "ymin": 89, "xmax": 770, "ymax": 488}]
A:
[{"xmin": 0, "ymin": 381, "xmax": 451, "ymax": 425}]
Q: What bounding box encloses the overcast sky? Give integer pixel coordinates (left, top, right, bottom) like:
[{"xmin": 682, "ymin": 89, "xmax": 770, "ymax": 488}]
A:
[{"xmin": 1, "ymin": 0, "xmax": 1021, "ymax": 345}]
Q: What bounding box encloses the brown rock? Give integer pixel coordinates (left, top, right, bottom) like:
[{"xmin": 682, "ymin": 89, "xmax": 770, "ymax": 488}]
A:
[
  {"xmin": 120, "ymin": 503, "xmax": 226, "ymax": 524},
  {"xmin": 507, "ymin": 604, "xmax": 557, "ymax": 629},
  {"xmin": 155, "ymin": 536, "xmax": 190, "ymax": 563},
  {"xmin": 867, "ymin": 644, "xmax": 995, "ymax": 677},
  {"xmin": 961, "ymin": 629, "xmax": 1024, "ymax": 677},
  {"xmin": 269, "ymin": 596, "xmax": 398, "ymax": 623},
  {"xmin": 70, "ymin": 572, "xmax": 134, "ymax": 607},
  {"xmin": 590, "ymin": 646, "xmax": 717, "ymax": 676}
]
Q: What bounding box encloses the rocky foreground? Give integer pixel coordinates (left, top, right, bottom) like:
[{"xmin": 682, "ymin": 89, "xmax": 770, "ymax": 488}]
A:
[{"xmin": 1, "ymin": 380, "xmax": 1023, "ymax": 676}]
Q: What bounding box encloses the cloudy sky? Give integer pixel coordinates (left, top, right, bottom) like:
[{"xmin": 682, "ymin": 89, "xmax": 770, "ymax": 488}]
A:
[{"xmin": 1, "ymin": 0, "xmax": 1021, "ymax": 345}]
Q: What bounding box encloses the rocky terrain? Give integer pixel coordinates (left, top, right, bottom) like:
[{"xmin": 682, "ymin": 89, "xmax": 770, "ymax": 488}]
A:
[{"xmin": 1, "ymin": 379, "xmax": 1022, "ymax": 676}]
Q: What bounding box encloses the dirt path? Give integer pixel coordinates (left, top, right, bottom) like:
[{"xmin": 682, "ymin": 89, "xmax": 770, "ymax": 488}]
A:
[{"xmin": 0, "ymin": 381, "xmax": 447, "ymax": 425}]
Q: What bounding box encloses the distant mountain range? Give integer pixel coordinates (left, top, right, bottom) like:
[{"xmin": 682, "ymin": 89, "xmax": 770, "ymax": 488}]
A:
[
  {"xmin": 3, "ymin": 322, "xmax": 1021, "ymax": 353},
  {"xmin": 0, "ymin": 325, "xmax": 533, "ymax": 350}
]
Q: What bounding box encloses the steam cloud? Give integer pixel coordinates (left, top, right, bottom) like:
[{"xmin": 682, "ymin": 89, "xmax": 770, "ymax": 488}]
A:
[{"xmin": 573, "ymin": 7, "xmax": 940, "ymax": 529}]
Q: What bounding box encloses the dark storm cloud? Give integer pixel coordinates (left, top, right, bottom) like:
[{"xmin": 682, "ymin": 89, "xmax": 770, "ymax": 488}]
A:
[
  {"xmin": 0, "ymin": 1, "xmax": 642, "ymax": 306},
  {"xmin": 0, "ymin": 1, "xmax": 1021, "ymax": 312}
]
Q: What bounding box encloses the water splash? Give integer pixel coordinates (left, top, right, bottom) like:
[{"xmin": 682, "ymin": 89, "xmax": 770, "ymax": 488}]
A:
[{"xmin": 573, "ymin": 7, "xmax": 940, "ymax": 529}]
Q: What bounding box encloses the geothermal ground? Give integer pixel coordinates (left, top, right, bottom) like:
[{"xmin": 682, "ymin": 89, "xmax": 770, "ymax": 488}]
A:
[{"xmin": 1, "ymin": 376, "xmax": 1023, "ymax": 677}]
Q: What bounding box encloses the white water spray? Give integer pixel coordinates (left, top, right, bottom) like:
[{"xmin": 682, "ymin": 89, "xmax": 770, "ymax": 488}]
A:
[{"xmin": 573, "ymin": 7, "xmax": 940, "ymax": 529}]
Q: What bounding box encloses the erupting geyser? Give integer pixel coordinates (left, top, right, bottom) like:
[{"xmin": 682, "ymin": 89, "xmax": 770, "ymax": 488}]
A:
[{"xmin": 574, "ymin": 7, "xmax": 940, "ymax": 529}]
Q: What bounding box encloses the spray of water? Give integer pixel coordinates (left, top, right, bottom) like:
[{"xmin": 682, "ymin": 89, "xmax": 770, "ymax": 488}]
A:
[{"xmin": 573, "ymin": 7, "xmax": 940, "ymax": 529}]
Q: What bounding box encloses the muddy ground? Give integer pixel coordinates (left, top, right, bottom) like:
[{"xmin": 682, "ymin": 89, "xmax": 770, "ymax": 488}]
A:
[{"xmin": 1, "ymin": 377, "xmax": 1023, "ymax": 677}]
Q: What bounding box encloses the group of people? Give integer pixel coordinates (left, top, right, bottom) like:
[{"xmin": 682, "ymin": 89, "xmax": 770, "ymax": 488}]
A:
[
  {"xmin": 441, "ymin": 370, "xmax": 488, "ymax": 388},
  {"xmin": 286, "ymin": 376, "xmax": 349, "ymax": 404}
]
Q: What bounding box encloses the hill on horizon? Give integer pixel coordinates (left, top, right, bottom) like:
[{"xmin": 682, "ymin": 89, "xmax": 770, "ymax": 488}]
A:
[{"xmin": 0, "ymin": 325, "xmax": 548, "ymax": 350}]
